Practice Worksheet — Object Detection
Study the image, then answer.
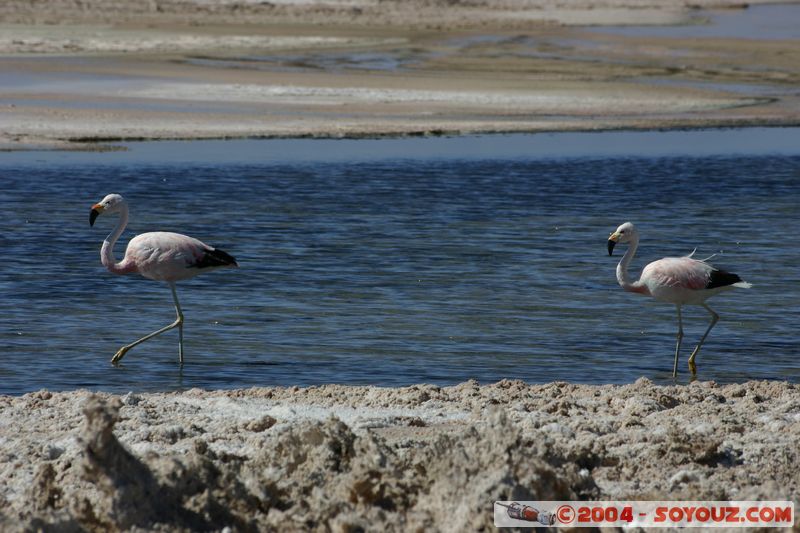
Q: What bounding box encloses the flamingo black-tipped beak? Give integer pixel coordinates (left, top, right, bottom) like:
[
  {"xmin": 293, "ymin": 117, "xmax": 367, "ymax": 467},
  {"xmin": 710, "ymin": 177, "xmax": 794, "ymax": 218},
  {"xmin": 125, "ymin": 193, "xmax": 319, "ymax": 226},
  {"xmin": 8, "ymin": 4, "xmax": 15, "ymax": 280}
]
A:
[
  {"xmin": 90, "ymin": 204, "xmax": 102, "ymax": 227},
  {"xmin": 607, "ymin": 233, "xmax": 619, "ymax": 256}
]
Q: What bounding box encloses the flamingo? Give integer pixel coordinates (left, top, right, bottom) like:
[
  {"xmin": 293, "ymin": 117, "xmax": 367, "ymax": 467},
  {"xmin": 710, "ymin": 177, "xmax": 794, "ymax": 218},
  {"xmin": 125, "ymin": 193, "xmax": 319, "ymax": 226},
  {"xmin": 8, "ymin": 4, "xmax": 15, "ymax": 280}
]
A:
[
  {"xmin": 90, "ymin": 193, "xmax": 237, "ymax": 365},
  {"xmin": 607, "ymin": 222, "xmax": 751, "ymax": 377}
]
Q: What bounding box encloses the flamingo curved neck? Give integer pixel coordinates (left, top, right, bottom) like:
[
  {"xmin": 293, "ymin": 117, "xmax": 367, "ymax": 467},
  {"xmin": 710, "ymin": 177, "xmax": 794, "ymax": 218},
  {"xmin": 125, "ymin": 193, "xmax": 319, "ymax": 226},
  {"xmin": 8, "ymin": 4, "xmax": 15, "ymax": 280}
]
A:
[
  {"xmin": 616, "ymin": 236, "xmax": 649, "ymax": 295},
  {"xmin": 101, "ymin": 204, "xmax": 135, "ymax": 275}
]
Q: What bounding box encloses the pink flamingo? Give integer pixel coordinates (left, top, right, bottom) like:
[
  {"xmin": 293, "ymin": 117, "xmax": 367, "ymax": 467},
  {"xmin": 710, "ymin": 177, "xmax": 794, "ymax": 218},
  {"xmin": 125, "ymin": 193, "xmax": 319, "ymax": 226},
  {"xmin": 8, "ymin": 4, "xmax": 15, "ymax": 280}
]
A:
[
  {"xmin": 608, "ymin": 222, "xmax": 750, "ymax": 377},
  {"xmin": 90, "ymin": 193, "xmax": 237, "ymax": 364}
]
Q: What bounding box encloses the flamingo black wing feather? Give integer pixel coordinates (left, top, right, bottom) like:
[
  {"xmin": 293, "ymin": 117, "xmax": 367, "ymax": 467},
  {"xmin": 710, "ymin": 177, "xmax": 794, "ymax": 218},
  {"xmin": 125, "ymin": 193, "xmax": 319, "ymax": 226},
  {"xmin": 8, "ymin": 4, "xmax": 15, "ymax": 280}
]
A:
[
  {"xmin": 706, "ymin": 268, "xmax": 742, "ymax": 289},
  {"xmin": 193, "ymin": 247, "xmax": 238, "ymax": 269}
]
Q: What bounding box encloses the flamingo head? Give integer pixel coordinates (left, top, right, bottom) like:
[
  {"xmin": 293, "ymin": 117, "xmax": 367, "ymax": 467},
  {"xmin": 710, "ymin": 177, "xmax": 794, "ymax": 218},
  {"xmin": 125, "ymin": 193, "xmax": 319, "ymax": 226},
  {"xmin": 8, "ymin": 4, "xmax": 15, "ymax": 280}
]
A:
[
  {"xmin": 608, "ymin": 221, "xmax": 638, "ymax": 255},
  {"xmin": 90, "ymin": 193, "xmax": 126, "ymax": 226}
]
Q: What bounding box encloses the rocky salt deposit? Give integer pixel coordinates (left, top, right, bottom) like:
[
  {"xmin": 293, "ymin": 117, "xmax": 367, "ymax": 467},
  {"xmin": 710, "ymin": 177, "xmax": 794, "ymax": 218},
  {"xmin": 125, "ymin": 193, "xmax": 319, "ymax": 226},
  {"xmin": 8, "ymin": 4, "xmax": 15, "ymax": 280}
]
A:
[{"xmin": 1, "ymin": 379, "xmax": 798, "ymax": 531}]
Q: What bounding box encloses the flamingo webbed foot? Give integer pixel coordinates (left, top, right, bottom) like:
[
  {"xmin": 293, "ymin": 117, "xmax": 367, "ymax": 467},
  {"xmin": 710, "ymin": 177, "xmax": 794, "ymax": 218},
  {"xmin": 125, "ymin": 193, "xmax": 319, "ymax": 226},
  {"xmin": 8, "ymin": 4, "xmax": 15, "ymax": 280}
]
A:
[{"xmin": 111, "ymin": 346, "xmax": 130, "ymax": 365}]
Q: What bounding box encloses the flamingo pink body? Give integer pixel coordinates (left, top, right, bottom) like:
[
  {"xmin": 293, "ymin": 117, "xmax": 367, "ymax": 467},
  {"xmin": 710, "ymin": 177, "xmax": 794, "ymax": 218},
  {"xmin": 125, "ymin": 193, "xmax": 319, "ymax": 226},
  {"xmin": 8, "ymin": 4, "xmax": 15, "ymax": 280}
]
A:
[
  {"xmin": 608, "ymin": 222, "xmax": 750, "ymax": 377},
  {"xmin": 635, "ymin": 257, "xmax": 739, "ymax": 304},
  {"xmin": 103, "ymin": 231, "xmax": 231, "ymax": 282},
  {"xmin": 91, "ymin": 193, "xmax": 237, "ymax": 364}
]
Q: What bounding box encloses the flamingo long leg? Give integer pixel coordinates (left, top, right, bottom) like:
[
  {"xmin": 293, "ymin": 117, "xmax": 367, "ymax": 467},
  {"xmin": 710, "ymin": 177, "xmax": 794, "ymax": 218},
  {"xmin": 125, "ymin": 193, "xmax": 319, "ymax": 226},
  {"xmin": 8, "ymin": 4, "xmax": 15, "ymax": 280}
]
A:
[
  {"xmin": 687, "ymin": 303, "xmax": 719, "ymax": 374},
  {"xmin": 111, "ymin": 283, "xmax": 185, "ymax": 364},
  {"xmin": 673, "ymin": 305, "xmax": 683, "ymax": 378},
  {"xmin": 170, "ymin": 283, "xmax": 185, "ymax": 364}
]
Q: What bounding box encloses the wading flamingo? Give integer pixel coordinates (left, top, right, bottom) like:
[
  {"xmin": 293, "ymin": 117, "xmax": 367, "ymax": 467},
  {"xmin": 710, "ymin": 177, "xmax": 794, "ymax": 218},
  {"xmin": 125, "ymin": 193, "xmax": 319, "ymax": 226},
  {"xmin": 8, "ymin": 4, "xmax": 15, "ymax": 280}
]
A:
[
  {"xmin": 608, "ymin": 222, "xmax": 750, "ymax": 377},
  {"xmin": 90, "ymin": 193, "xmax": 237, "ymax": 364}
]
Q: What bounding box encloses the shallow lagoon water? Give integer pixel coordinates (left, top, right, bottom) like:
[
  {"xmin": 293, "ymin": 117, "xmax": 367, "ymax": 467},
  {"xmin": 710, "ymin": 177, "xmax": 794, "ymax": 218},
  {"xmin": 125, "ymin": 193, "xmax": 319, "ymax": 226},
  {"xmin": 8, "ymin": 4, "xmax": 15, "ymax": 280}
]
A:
[
  {"xmin": 1, "ymin": 129, "xmax": 799, "ymax": 395},
  {"xmin": 591, "ymin": 4, "xmax": 800, "ymax": 40}
]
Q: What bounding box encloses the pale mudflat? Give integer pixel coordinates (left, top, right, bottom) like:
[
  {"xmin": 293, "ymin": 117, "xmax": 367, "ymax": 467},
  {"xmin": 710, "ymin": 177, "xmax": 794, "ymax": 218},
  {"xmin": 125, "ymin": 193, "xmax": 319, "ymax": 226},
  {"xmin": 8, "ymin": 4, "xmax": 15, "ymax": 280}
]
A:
[{"xmin": 1, "ymin": 0, "xmax": 799, "ymax": 149}]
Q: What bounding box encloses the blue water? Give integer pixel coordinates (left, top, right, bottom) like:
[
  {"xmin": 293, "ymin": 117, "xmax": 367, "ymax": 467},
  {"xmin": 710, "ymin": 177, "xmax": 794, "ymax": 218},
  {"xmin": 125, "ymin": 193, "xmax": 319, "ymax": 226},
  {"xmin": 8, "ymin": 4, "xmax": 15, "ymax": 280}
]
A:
[
  {"xmin": 591, "ymin": 4, "xmax": 800, "ymax": 40},
  {"xmin": 1, "ymin": 129, "xmax": 799, "ymax": 395}
]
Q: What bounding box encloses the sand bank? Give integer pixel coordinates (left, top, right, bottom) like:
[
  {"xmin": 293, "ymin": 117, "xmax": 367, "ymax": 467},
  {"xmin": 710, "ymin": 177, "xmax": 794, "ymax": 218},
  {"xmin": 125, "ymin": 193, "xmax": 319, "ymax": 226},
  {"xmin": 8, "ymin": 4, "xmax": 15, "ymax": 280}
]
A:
[
  {"xmin": 1, "ymin": 379, "xmax": 797, "ymax": 531},
  {"xmin": 0, "ymin": 0, "xmax": 783, "ymax": 30},
  {"xmin": 2, "ymin": 0, "xmax": 800, "ymax": 150}
]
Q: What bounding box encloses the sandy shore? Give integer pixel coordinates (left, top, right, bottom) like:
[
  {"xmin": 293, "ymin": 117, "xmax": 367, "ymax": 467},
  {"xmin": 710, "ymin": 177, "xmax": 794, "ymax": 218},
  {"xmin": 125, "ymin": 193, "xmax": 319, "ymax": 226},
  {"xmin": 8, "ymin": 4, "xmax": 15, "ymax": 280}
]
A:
[
  {"xmin": 1, "ymin": 379, "xmax": 798, "ymax": 531},
  {"xmin": 2, "ymin": 0, "xmax": 800, "ymax": 150}
]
